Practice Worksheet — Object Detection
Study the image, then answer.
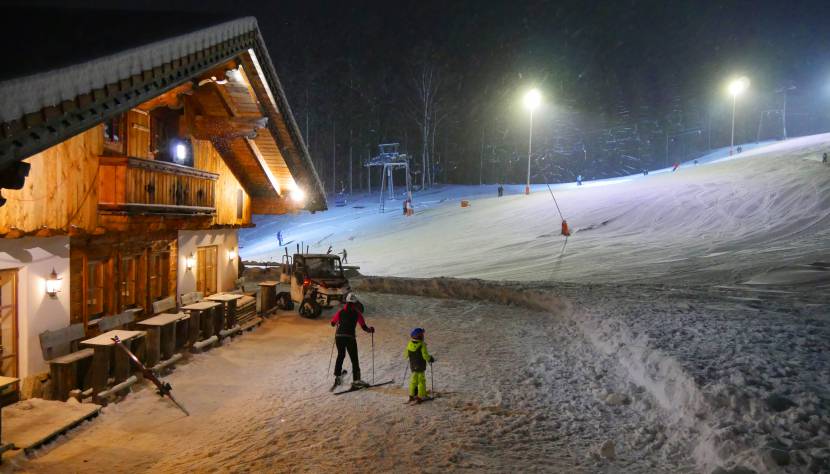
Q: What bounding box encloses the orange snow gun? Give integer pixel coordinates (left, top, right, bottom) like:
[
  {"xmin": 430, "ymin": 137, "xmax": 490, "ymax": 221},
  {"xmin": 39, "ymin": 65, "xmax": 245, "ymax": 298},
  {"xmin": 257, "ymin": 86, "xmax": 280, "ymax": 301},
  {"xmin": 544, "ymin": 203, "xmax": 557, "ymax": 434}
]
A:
[{"xmin": 561, "ymin": 220, "xmax": 571, "ymax": 237}]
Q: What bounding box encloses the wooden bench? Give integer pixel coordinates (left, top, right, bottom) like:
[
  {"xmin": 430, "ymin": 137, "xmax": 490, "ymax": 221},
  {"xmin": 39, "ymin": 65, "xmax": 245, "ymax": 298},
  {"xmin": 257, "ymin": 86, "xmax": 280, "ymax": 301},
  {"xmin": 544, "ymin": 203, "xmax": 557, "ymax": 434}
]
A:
[
  {"xmin": 151, "ymin": 296, "xmax": 177, "ymax": 315},
  {"xmin": 97, "ymin": 308, "xmax": 141, "ymax": 332},
  {"xmin": 180, "ymin": 291, "xmax": 204, "ymax": 307},
  {"xmin": 39, "ymin": 324, "xmax": 94, "ymax": 401}
]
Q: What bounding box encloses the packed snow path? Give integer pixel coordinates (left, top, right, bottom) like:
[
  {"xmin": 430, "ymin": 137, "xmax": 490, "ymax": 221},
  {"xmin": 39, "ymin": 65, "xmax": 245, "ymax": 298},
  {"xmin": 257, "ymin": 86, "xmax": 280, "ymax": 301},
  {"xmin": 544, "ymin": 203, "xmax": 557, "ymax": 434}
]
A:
[{"xmin": 10, "ymin": 294, "xmax": 690, "ymax": 473}]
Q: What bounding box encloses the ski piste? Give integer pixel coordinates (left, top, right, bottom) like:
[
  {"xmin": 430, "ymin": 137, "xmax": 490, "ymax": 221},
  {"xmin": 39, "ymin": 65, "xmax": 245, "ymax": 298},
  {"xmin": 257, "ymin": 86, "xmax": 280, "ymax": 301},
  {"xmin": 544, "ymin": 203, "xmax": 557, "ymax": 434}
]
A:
[
  {"xmin": 333, "ymin": 380, "xmax": 394, "ymax": 395},
  {"xmin": 111, "ymin": 335, "xmax": 190, "ymax": 416}
]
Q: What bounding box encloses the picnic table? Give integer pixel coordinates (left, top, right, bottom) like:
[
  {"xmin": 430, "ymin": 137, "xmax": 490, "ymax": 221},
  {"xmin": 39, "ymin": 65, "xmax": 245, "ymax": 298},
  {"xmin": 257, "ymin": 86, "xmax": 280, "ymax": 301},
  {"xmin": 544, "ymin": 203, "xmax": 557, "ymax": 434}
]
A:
[
  {"xmin": 137, "ymin": 313, "xmax": 189, "ymax": 366},
  {"xmin": 205, "ymin": 293, "xmax": 243, "ymax": 329},
  {"xmin": 181, "ymin": 301, "xmax": 221, "ymax": 344},
  {"xmin": 81, "ymin": 330, "xmax": 145, "ymax": 396},
  {"xmin": 0, "ymin": 376, "xmax": 18, "ymax": 461}
]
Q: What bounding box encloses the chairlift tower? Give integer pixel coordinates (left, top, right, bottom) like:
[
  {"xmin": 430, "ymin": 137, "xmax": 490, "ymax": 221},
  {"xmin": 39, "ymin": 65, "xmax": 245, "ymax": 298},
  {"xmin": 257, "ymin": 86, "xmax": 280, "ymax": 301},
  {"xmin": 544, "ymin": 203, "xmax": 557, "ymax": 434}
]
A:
[{"xmin": 364, "ymin": 143, "xmax": 412, "ymax": 212}]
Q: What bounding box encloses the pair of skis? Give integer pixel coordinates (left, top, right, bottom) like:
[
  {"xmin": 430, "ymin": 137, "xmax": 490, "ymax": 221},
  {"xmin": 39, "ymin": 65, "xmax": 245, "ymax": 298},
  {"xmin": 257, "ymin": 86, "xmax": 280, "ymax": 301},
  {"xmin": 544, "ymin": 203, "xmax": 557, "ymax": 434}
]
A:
[
  {"xmin": 111, "ymin": 335, "xmax": 190, "ymax": 416},
  {"xmin": 333, "ymin": 380, "xmax": 394, "ymax": 395}
]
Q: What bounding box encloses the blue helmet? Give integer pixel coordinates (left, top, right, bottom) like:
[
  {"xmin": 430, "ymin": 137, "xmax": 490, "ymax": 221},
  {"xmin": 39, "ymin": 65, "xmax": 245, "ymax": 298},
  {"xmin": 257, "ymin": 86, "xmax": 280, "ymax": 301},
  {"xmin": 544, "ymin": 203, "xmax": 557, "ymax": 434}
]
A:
[{"xmin": 410, "ymin": 327, "xmax": 425, "ymax": 338}]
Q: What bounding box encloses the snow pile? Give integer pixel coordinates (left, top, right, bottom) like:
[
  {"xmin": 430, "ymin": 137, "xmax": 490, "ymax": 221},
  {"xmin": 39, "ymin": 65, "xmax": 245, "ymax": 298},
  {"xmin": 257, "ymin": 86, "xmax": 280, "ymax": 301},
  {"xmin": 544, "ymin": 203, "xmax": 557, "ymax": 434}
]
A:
[
  {"xmin": 0, "ymin": 18, "xmax": 257, "ymax": 123},
  {"xmin": 352, "ymin": 276, "xmax": 830, "ymax": 473}
]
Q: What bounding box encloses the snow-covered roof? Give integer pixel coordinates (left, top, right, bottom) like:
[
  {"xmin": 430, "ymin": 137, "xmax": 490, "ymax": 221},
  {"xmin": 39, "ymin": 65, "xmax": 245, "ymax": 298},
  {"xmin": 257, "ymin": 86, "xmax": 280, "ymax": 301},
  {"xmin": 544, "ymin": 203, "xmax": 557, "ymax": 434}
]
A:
[{"xmin": 0, "ymin": 16, "xmax": 257, "ymax": 123}]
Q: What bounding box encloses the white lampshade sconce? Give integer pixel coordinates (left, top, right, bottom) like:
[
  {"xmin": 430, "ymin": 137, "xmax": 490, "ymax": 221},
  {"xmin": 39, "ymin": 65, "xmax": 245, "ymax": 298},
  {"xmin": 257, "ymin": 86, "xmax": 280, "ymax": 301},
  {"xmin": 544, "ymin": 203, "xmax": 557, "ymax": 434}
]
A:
[
  {"xmin": 228, "ymin": 248, "xmax": 236, "ymax": 261},
  {"xmin": 46, "ymin": 268, "xmax": 62, "ymax": 298},
  {"xmin": 186, "ymin": 254, "xmax": 196, "ymax": 271}
]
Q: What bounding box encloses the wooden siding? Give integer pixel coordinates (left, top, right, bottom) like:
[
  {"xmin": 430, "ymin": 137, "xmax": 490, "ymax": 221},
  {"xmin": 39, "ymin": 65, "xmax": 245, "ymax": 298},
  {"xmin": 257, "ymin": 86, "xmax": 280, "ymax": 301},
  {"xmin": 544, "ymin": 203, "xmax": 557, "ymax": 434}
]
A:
[
  {"xmin": 0, "ymin": 127, "xmax": 101, "ymax": 234},
  {"xmin": 192, "ymin": 139, "xmax": 252, "ymax": 225}
]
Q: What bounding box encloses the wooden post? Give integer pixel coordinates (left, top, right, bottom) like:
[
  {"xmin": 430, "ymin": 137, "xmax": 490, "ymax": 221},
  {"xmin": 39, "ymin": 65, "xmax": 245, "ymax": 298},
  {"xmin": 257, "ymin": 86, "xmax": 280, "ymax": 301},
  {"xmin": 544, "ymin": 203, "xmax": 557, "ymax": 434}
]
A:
[
  {"xmin": 226, "ymin": 299, "xmax": 237, "ymax": 328},
  {"xmin": 201, "ymin": 309, "xmax": 214, "ymax": 340},
  {"xmin": 188, "ymin": 311, "xmax": 202, "ymax": 346},
  {"xmin": 91, "ymin": 346, "xmax": 110, "ymax": 395},
  {"xmin": 113, "ymin": 345, "xmax": 131, "ymax": 384},
  {"xmin": 145, "ymin": 327, "xmax": 161, "ymax": 367},
  {"xmin": 160, "ymin": 323, "xmax": 176, "ymax": 360}
]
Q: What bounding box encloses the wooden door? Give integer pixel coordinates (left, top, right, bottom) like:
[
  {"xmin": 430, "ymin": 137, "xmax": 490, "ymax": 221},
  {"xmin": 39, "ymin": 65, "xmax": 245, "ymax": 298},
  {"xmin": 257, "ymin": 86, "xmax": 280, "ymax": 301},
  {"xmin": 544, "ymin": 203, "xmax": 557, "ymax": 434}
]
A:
[
  {"xmin": 127, "ymin": 109, "xmax": 151, "ymax": 159},
  {"xmin": 196, "ymin": 246, "xmax": 217, "ymax": 296},
  {"xmin": 0, "ymin": 269, "xmax": 19, "ymax": 379}
]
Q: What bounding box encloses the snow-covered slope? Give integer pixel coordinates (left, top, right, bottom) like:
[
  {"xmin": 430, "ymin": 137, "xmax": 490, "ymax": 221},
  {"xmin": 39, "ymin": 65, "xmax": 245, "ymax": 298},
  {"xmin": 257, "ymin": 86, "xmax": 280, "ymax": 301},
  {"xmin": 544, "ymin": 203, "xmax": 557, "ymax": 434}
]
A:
[{"xmin": 241, "ymin": 134, "xmax": 830, "ymax": 286}]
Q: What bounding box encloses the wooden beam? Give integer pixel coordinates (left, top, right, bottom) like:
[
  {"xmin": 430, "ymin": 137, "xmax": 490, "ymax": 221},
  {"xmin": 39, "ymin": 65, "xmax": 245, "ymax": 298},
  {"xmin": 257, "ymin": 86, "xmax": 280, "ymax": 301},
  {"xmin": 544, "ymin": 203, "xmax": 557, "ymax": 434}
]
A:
[
  {"xmin": 191, "ymin": 115, "xmax": 267, "ymax": 141},
  {"xmin": 135, "ymin": 82, "xmax": 194, "ymax": 112}
]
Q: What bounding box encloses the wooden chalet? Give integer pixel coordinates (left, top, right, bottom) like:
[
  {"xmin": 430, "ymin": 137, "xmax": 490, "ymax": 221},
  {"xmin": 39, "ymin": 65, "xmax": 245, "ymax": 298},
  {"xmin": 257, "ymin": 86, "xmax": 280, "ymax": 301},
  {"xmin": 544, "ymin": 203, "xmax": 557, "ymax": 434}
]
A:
[{"xmin": 0, "ymin": 9, "xmax": 325, "ymax": 396}]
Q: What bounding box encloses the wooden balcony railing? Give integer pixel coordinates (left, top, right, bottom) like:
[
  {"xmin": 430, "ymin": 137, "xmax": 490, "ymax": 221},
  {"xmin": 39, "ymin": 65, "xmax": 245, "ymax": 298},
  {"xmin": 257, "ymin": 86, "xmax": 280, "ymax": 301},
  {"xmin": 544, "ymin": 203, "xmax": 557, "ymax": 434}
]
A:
[{"xmin": 98, "ymin": 156, "xmax": 218, "ymax": 214}]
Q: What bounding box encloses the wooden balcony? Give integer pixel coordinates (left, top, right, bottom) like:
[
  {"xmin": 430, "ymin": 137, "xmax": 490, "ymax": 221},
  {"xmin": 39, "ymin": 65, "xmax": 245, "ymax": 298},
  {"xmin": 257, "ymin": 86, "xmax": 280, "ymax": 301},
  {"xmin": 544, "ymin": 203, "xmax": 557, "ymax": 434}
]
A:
[{"xmin": 98, "ymin": 156, "xmax": 218, "ymax": 215}]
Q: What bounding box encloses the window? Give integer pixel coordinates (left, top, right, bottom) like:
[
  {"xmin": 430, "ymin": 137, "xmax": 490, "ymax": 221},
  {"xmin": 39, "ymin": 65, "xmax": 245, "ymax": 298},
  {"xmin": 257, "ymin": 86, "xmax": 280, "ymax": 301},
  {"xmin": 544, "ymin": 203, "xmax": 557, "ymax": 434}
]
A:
[
  {"xmin": 87, "ymin": 261, "xmax": 105, "ymax": 317},
  {"xmin": 102, "ymin": 115, "xmax": 126, "ymax": 155},
  {"xmin": 150, "ymin": 107, "xmax": 188, "ymax": 165},
  {"xmin": 120, "ymin": 257, "xmax": 137, "ymax": 308},
  {"xmin": 196, "ymin": 246, "xmax": 217, "ymax": 296},
  {"xmin": 149, "ymin": 252, "xmax": 170, "ymax": 301}
]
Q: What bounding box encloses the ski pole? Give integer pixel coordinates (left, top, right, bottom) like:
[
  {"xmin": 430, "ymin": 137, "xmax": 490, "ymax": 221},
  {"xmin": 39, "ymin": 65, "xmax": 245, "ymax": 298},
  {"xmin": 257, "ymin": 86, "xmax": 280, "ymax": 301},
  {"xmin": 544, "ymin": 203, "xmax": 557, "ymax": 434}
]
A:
[
  {"xmin": 327, "ymin": 336, "xmax": 335, "ymax": 377},
  {"xmin": 430, "ymin": 362, "xmax": 435, "ymax": 397},
  {"xmin": 402, "ymin": 364, "xmax": 408, "ymax": 388},
  {"xmin": 371, "ymin": 332, "xmax": 375, "ymax": 385}
]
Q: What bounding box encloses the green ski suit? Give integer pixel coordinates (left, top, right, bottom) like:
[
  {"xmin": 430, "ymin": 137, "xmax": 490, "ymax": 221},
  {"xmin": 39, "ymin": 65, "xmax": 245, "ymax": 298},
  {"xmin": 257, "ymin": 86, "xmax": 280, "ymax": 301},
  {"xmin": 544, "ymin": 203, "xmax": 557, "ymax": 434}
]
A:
[{"xmin": 405, "ymin": 339, "xmax": 433, "ymax": 398}]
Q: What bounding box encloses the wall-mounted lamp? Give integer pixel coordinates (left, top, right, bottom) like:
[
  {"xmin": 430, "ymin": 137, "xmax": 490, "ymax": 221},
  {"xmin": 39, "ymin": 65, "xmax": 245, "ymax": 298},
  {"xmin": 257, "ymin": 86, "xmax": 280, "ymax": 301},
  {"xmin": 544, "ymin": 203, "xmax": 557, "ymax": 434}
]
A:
[
  {"xmin": 228, "ymin": 248, "xmax": 236, "ymax": 261},
  {"xmin": 46, "ymin": 268, "xmax": 62, "ymax": 298},
  {"xmin": 186, "ymin": 254, "xmax": 196, "ymax": 271}
]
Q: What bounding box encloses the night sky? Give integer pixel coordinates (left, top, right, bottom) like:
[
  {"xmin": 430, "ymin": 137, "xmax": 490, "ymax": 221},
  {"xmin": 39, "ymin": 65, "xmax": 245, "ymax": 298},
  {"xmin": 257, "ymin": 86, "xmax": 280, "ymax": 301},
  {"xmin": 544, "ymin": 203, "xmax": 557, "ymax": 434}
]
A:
[{"xmin": 5, "ymin": 0, "xmax": 830, "ymax": 186}]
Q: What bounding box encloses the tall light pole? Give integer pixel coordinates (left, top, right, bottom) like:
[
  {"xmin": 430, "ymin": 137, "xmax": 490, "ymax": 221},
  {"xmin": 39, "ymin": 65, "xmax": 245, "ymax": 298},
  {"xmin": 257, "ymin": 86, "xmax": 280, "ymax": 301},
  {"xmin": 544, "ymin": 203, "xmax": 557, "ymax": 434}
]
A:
[
  {"xmin": 523, "ymin": 88, "xmax": 541, "ymax": 195},
  {"xmin": 728, "ymin": 77, "xmax": 750, "ymax": 156}
]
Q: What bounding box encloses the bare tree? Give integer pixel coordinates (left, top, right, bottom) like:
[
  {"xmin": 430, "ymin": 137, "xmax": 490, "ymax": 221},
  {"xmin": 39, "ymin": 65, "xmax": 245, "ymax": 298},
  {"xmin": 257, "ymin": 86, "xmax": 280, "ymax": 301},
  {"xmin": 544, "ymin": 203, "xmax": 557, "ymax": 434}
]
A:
[{"xmin": 410, "ymin": 60, "xmax": 442, "ymax": 190}]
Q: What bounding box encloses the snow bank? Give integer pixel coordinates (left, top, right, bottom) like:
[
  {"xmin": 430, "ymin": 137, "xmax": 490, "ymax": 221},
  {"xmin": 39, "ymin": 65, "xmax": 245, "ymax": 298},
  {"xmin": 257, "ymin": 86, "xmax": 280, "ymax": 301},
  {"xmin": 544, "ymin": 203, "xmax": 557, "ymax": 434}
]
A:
[{"xmin": 0, "ymin": 18, "xmax": 257, "ymax": 123}]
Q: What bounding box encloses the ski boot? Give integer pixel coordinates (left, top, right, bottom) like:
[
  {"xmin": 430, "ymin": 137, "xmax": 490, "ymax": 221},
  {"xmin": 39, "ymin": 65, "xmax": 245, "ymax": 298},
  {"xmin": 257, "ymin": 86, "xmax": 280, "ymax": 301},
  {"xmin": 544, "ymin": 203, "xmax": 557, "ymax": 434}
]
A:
[
  {"xmin": 351, "ymin": 380, "xmax": 370, "ymax": 389},
  {"xmin": 330, "ymin": 375, "xmax": 343, "ymax": 392}
]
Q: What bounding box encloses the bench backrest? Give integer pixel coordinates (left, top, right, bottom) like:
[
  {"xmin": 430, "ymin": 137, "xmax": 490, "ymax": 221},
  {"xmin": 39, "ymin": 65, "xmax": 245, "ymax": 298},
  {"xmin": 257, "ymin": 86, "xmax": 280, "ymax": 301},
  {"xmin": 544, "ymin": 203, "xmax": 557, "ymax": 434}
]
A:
[
  {"xmin": 152, "ymin": 296, "xmax": 177, "ymax": 314},
  {"xmin": 98, "ymin": 309, "xmax": 137, "ymax": 332},
  {"xmin": 180, "ymin": 291, "xmax": 203, "ymax": 306},
  {"xmin": 39, "ymin": 323, "xmax": 86, "ymax": 361}
]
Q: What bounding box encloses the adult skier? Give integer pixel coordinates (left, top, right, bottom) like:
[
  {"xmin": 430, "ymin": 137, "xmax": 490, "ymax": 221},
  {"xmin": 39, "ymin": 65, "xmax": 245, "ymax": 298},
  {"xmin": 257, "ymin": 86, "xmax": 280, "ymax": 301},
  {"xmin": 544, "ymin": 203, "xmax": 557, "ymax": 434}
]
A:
[
  {"xmin": 405, "ymin": 327, "xmax": 435, "ymax": 403},
  {"xmin": 330, "ymin": 293, "xmax": 374, "ymax": 390}
]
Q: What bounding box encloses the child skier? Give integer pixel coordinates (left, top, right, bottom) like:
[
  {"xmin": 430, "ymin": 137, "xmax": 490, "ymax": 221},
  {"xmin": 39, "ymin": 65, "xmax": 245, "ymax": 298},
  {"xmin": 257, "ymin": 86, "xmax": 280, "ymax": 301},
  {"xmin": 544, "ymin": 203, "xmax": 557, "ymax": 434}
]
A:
[{"xmin": 405, "ymin": 327, "xmax": 435, "ymax": 403}]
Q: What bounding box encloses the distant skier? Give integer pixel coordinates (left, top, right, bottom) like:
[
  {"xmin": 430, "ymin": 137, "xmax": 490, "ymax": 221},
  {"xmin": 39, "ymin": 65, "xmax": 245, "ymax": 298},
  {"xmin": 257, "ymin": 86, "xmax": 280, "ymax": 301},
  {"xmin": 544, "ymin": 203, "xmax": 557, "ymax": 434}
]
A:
[
  {"xmin": 405, "ymin": 328, "xmax": 435, "ymax": 403},
  {"xmin": 672, "ymin": 162, "xmax": 680, "ymax": 172},
  {"xmin": 642, "ymin": 169, "xmax": 648, "ymax": 176},
  {"xmin": 277, "ymin": 231, "xmax": 284, "ymax": 247},
  {"xmin": 576, "ymin": 175, "xmax": 583, "ymax": 186},
  {"xmin": 497, "ymin": 184, "xmax": 504, "ymax": 197},
  {"xmin": 341, "ymin": 248, "xmax": 348, "ymax": 264},
  {"xmin": 330, "ymin": 293, "xmax": 374, "ymax": 390},
  {"xmin": 823, "ymin": 152, "xmax": 828, "ymax": 165}
]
